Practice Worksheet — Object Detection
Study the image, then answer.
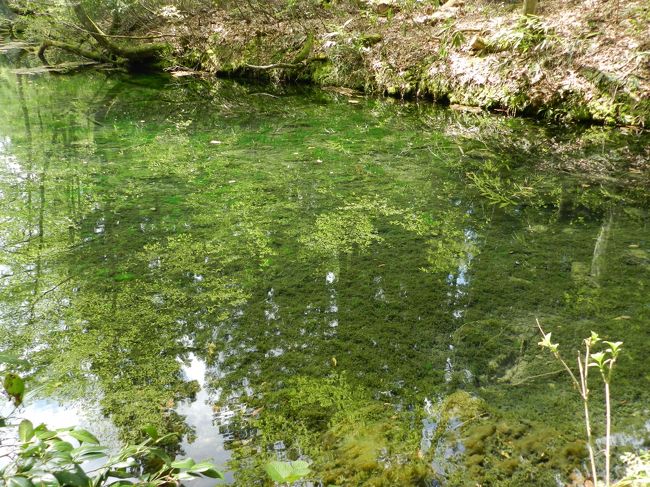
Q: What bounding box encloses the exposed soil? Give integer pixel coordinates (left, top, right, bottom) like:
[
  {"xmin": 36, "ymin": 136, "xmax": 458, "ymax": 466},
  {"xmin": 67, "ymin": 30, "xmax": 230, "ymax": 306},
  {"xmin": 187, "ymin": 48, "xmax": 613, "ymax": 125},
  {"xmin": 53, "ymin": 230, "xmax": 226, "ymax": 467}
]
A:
[{"xmin": 170, "ymin": 0, "xmax": 649, "ymax": 127}]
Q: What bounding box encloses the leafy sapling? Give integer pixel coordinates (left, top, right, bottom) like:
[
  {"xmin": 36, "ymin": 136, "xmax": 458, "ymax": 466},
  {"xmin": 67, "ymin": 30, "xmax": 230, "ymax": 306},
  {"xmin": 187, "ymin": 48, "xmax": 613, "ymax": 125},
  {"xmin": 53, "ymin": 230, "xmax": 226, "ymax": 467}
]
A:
[
  {"xmin": 537, "ymin": 321, "xmax": 623, "ymax": 487},
  {"xmin": 537, "ymin": 321, "xmax": 598, "ymax": 486},
  {"xmin": 589, "ymin": 340, "xmax": 623, "ymax": 487}
]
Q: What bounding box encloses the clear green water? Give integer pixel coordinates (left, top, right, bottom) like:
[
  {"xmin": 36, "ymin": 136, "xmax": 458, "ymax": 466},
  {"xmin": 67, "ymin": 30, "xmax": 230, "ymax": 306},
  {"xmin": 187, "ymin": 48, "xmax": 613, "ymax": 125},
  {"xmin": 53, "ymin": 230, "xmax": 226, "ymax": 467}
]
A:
[{"xmin": 1, "ymin": 48, "xmax": 649, "ymax": 486}]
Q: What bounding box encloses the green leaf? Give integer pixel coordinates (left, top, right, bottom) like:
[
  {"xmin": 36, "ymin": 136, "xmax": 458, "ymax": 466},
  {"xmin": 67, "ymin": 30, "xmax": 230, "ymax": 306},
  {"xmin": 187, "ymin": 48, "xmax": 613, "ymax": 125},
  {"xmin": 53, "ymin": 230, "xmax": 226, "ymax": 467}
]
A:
[
  {"xmin": 175, "ymin": 472, "xmax": 198, "ymax": 481},
  {"xmin": 289, "ymin": 460, "xmax": 311, "ymax": 479},
  {"xmin": 8, "ymin": 476, "xmax": 33, "ymax": 487},
  {"xmin": 34, "ymin": 429, "xmax": 58, "ymax": 441},
  {"xmin": 71, "ymin": 445, "xmax": 108, "ymax": 462},
  {"xmin": 68, "ymin": 429, "xmax": 100, "ymax": 445},
  {"xmin": 109, "ymin": 459, "xmax": 136, "ymax": 470},
  {"xmin": 147, "ymin": 447, "xmax": 171, "ymax": 465},
  {"xmin": 24, "ymin": 471, "xmax": 58, "ymax": 487},
  {"xmin": 153, "ymin": 432, "xmax": 177, "ymax": 445},
  {"xmin": 141, "ymin": 425, "xmax": 158, "ymax": 440},
  {"xmin": 106, "ymin": 470, "xmax": 133, "ymax": 479},
  {"xmin": 604, "ymin": 341, "xmax": 623, "ymax": 356},
  {"xmin": 200, "ymin": 468, "xmax": 224, "ymax": 479},
  {"xmin": 171, "ymin": 458, "xmax": 195, "ymax": 469},
  {"xmin": 265, "ymin": 460, "xmax": 311, "ymax": 483},
  {"xmin": 49, "ymin": 450, "xmax": 74, "ymax": 463},
  {"xmin": 587, "ymin": 331, "xmax": 600, "ymax": 346},
  {"xmin": 119, "ymin": 446, "xmax": 139, "ymax": 458},
  {"xmin": 188, "ymin": 462, "xmax": 224, "ymax": 478},
  {"xmin": 21, "ymin": 443, "xmax": 42, "ymax": 457},
  {"xmin": 19, "ymin": 419, "xmax": 34, "ymax": 442},
  {"xmin": 4, "ymin": 373, "xmax": 25, "ymax": 405},
  {"xmin": 265, "ymin": 461, "xmax": 293, "ymax": 483},
  {"xmin": 52, "ymin": 467, "xmax": 89, "ymax": 487},
  {"xmin": 187, "ymin": 462, "xmax": 215, "ymax": 473},
  {"xmin": 50, "ymin": 441, "xmax": 74, "ymax": 452},
  {"xmin": 590, "ymin": 351, "xmax": 606, "ymax": 367},
  {"xmin": 20, "ymin": 457, "xmax": 36, "ymax": 471},
  {"xmin": 76, "ymin": 451, "xmax": 108, "ymax": 462}
]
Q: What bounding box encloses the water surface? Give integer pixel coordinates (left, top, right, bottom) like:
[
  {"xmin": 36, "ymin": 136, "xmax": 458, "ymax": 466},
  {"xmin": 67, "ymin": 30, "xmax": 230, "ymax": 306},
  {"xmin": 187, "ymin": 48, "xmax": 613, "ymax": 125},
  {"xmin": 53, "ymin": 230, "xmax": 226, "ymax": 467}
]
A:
[{"xmin": 1, "ymin": 46, "xmax": 649, "ymax": 486}]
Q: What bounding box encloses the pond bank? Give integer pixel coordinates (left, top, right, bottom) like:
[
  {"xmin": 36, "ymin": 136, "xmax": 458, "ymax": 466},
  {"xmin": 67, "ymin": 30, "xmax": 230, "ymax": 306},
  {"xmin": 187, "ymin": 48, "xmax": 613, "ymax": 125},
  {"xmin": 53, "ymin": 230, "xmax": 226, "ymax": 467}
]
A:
[
  {"xmin": 3, "ymin": 0, "xmax": 649, "ymax": 127},
  {"xmin": 171, "ymin": 0, "xmax": 649, "ymax": 127}
]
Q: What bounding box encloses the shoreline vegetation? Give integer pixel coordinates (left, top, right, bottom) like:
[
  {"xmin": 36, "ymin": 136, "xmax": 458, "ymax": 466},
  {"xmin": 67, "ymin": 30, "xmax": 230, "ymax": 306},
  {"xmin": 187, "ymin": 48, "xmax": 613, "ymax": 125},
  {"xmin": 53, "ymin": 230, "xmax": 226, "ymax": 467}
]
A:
[{"xmin": 1, "ymin": 0, "xmax": 648, "ymax": 128}]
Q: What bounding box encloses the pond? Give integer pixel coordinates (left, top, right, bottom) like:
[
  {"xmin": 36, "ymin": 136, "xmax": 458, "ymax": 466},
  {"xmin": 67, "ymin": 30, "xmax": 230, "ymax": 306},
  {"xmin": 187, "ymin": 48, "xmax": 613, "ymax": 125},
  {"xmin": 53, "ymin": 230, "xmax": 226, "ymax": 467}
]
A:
[{"xmin": 1, "ymin": 44, "xmax": 649, "ymax": 486}]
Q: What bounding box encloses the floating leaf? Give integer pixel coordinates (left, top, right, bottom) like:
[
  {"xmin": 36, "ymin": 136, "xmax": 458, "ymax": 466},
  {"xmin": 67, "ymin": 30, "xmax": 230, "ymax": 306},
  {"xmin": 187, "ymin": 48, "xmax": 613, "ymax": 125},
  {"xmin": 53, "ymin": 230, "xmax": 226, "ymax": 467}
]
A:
[
  {"xmin": 265, "ymin": 461, "xmax": 293, "ymax": 483},
  {"xmin": 265, "ymin": 460, "xmax": 311, "ymax": 483}
]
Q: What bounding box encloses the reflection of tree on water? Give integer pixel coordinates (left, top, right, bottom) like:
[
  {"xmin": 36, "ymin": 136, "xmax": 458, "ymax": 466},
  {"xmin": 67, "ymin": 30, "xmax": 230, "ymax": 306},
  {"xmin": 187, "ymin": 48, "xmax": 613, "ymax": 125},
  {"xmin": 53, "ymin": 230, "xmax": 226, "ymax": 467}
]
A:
[
  {"xmin": 0, "ymin": 65, "xmax": 648, "ymax": 484},
  {"xmin": 0, "ymin": 71, "xmax": 220, "ymax": 455}
]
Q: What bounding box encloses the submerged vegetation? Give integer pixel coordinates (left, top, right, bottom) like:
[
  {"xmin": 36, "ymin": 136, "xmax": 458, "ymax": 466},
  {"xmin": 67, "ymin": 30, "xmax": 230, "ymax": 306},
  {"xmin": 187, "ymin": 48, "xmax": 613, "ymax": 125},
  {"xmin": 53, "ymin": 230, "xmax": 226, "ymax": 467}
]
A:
[
  {"xmin": 1, "ymin": 5, "xmax": 650, "ymax": 486},
  {"xmin": 0, "ymin": 355, "xmax": 223, "ymax": 486}
]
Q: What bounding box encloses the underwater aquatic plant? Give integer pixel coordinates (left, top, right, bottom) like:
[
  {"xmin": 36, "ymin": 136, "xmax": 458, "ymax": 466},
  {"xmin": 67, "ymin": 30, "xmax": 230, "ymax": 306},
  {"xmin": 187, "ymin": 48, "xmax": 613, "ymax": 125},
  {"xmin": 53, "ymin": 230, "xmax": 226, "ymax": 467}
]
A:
[{"xmin": 616, "ymin": 451, "xmax": 650, "ymax": 486}]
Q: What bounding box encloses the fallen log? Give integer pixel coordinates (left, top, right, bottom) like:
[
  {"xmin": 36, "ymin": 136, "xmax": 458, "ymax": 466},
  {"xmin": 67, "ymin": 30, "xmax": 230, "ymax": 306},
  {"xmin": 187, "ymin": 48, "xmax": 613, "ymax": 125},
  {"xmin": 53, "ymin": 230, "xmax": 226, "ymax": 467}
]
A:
[
  {"xmin": 37, "ymin": 2, "xmax": 168, "ymax": 69},
  {"xmin": 0, "ymin": 0, "xmax": 15, "ymax": 19},
  {"xmin": 70, "ymin": 2, "xmax": 166, "ymax": 65},
  {"xmin": 38, "ymin": 39, "xmax": 111, "ymax": 65}
]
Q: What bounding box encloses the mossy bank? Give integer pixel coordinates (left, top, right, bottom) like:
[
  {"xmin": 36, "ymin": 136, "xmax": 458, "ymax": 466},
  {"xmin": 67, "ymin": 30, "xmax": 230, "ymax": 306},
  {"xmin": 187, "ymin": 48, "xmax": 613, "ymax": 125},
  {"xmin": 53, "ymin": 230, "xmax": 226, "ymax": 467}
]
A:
[
  {"xmin": 3, "ymin": 0, "xmax": 649, "ymax": 127},
  {"xmin": 173, "ymin": 0, "xmax": 649, "ymax": 127}
]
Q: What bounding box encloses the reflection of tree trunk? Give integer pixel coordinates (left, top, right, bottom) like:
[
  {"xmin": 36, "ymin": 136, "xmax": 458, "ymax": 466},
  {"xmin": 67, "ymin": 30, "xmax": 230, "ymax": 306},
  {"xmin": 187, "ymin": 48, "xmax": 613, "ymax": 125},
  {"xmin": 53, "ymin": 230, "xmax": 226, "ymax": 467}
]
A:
[
  {"xmin": 16, "ymin": 72, "xmax": 41, "ymax": 327},
  {"xmin": 590, "ymin": 210, "xmax": 614, "ymax": 282},
  {"xmin": 0, "ymin": 0, "xmax": 15, "ymax": 19},
  {"xmin": 557, "ymin": 185, "xmax": 574, "ymax": 222},
  {"xmin": 16, "ymin": 75, "xmax": 33, "ymax": 237},
  {"xmin": 94, "ymin": 82, "xmax": 124, "ymax": 124},
  {"xmin": 28, "ymin": 143, "xmax": 50, "ymax": 325},
  {"xmin": 0, "ymin": 0, "xmax": 14, "ymax": 36}
]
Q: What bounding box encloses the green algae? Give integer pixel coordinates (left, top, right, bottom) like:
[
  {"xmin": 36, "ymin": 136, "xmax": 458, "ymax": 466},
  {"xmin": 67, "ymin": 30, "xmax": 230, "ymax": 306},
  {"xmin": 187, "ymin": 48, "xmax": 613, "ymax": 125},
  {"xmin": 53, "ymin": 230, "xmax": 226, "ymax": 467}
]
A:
[{"xmin": 0, "ymin": 55, "xmax": 649, "ymax": 485}]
